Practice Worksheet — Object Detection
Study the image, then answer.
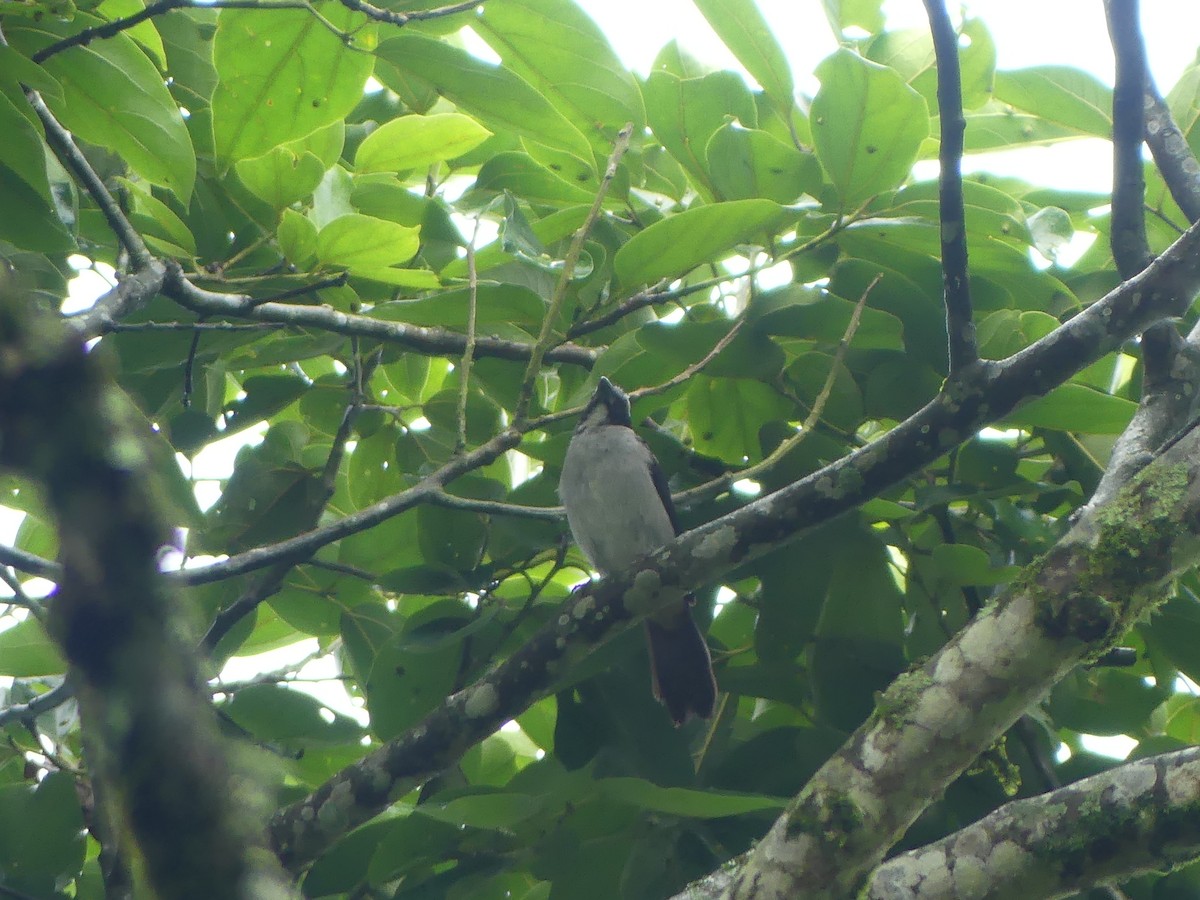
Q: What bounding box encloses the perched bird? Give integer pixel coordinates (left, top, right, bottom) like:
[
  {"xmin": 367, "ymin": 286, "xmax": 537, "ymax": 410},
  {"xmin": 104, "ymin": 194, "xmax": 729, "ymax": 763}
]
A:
[{"xmin": 558, "ymin": 377, "xmax": 717, "ymax": 725}]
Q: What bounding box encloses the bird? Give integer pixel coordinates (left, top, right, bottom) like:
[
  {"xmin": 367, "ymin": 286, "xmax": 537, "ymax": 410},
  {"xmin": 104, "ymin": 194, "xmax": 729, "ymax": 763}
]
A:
[{"xmin": 558, "ymin": 376, "xmax": 717, "ymax": 725}]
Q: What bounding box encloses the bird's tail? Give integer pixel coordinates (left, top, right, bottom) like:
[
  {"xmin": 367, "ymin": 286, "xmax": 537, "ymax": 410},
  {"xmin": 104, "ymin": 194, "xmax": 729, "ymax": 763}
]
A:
[{"xmin": 645, "ymin": 606, "xmax": 717, "ymax": 725}]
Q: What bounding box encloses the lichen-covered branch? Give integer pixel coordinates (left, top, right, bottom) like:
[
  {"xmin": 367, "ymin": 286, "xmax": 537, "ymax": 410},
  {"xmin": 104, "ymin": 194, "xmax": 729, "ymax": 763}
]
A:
[
  {"xmin": 1144, "ymin": 81, "xmax": 1200, "ymax": 223},
  {"xmin": 0, "ymin": 272, "xmax": 288, "ymax": 898},
  {"xmin": 727, "ymin": 424, "xmax": 1200, "ymax": 897},
  {"xmin": 868, "ymin": 747, "xmax": 1200, "ymax": 898}
]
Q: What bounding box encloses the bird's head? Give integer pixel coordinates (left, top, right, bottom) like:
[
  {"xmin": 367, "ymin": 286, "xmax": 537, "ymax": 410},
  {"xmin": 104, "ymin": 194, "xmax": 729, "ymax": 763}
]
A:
[{"xmin": 578, "ymin": 376, "xmax": 632, "ymax": 429}]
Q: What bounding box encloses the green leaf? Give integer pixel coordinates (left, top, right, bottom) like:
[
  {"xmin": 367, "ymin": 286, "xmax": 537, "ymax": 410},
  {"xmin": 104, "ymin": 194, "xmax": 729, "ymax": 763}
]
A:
[
  {"xmin": 212, "ymin": 2, "xmax": 375, "ymax": 165},
  {"xmin": 473, "ymin": 0, "xmax": 643, "ymax": 154},
  {"xmin": 599, "ymin": 778, "xmax": 786, "ymax": 818},
  {"xmin": 8, "ymin": 14, "xmax": 196, "ymax": 200},
  {"xmin": 97, "ymin": 0, "xmax": 167, "ymax": 66},
  {"xmin": 278, "ymin": 207, "xmax": 319, "ymax": 267},
  {"xmin": 0, "ymin": 617, "xmax": 66, "ymax": 676},
  {"xmin": 686, "ymin": 376, "xmax": 793, "ymax": 464},
  {"xmin": 822, "ymin": 0, "xmax": 884, "ymax": 35},
  {"xmin": 994, "ymin": 66, "xmax": 1112, "ymax": 138},
  {"xmin": 1049, "ymin": 669, "xmax": 1169, "ymax": 736},
  {"xmin": 0, "ymin": 44, "xmax": 63, "ymax": 101},
  {"xmin": 0, "ymin": 84, "xmax": 52, "ymax": 204},
  {"xmin": 316, "ymin": 213, "xmax": 420, "ymax": 275},
  {"xmin": 473, "ymin": 152, "xmax": 598, "ymax": 205},
  {"xmin": 0, "ymin": 773, "xmax": 85, "ymax": 882},
  {"xmin": 224, "ymin": 683, "xmax": 363, "ymax": 743},
  {"xmin": 643, "ymin": 69, "xmax": 758, "ymax": 197},
  {"xmin": 811, "ymin": 49, "xmax": 929, "ymax": 208},
  {"xmin": 1004, "ymin": 383, "xmax": 1137, "ymax": 434},
  {"xmin": 413, "ymin": 792, "xmax": 541, "ymax": 830},
  {"xmin": 930, "ymin": 545, "xmax": 1018, "ymax": 587},
  {"xmin": 693, "ymin": 0, "xmax": 794, "ymax": 113},
  {"xmin": 0, "ymin": 165, "xmax": 73, "ymax": 253},
  {"xmin": 355, "ymin": 113, "xmax": 491, "ymax": 174},
  {"xmin": 118, "ymin": 177, "xmax": 197, "ymax": 258},
  {"xmin": 614, "ymin": 198, "xmax": 785, "ymax": 287},
  {"xmin": 706, "ymin": 122, "xmax": 822, "ymax": 203},
  {"xmin": 236, "ymin": 121, "xmax": 343, "ymax": 208},
  {"xmin": 374, "ymin": 33, "xmax": 593, "ymax": 164}
]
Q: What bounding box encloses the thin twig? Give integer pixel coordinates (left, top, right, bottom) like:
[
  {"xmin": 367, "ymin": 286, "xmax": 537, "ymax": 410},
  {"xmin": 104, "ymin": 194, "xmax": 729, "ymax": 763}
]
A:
[
  {"xmin": 923, "ymin": 0, "xmax": 977, "ymax": 373},
  {"xmin": 629, "ymin": 316, "xmax": 747, "ymax": 403},
  {"xmin": 514, "ymin": 124, "xmax": 633, "ymax": 423},
  {"xmin": 0, "ymin": 568, "xmax": 46, "ymax": 622},
  {"xmin": 457, "ymin": 216, "xmax": 483, "ymax": 452},
  {"xmin": 336, "ymin": 0, "xmax": 480, "ymax": 27},
  {"xmin": 31, "ymin": 0, "xmax": 313, "ymax": 63},
  {"xmin": 675, "ymin": 274, "xmax": 881, "ymax": 506}
]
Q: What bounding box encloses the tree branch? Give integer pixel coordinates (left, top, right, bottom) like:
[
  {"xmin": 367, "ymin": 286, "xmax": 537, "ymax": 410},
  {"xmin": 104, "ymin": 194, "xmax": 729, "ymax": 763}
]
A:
[
  {"xmin": 0, "ymin": 271, "xmax": 289, "ymax": 897},
  {"xmin": 868, "ymin": 747, "xmax": 1200, "ymax": 898},
  {"xmin": 162, "ymin": 262, "xmax": 597, "ymax": 368},
  {"xmin": 335, "ymin": 0, "xmax": 480, "ymax": 27},
  {"xmin": 923, "ymin": 0, "xmax": 977, "ymax": 373},
  {"xmin": 1106, "ymin": 0, "xmax": 1153, "ymax": 276},
  {"xmin": 1144, "ymin": 81, "xmax": 1200, "ymax": 223}
]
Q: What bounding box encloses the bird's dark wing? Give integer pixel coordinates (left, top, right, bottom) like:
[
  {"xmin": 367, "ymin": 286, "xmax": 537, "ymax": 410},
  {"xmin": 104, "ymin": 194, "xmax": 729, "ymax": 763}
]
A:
[{"xmin": 645, "ymin": 439, "xmax": 682, "ymax": 535}]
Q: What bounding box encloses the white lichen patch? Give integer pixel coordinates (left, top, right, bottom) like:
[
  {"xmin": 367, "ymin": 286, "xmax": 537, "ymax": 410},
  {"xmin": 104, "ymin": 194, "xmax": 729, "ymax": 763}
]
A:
[
  {"xmin": 985, "ymin": 839, "xmax": 1028, "ymax": 879},
  {"xmin": 1163, "ymin": 763, "xmax": 1200, "ymax": 807},
  {"xmin": 464, "ymin": 682, "xmax": 499, "ymax": 719},
  {"xmin": 571, "ymin": 594, "xmax": 596, "ymax": 618},
  {"xmin": 950, "ymin": 855, "xmax": 988, "ymax": 895},
  {"xmin": 933, "ymin": 646, "xmax": 964, "ymax": 685},
  {"xmin": 916, "ymin": 684, "xmax": 968, "ymax": 732},
  {"xmin": 695, "ymin": 526, "xmax": 735, "ymax": 560}
]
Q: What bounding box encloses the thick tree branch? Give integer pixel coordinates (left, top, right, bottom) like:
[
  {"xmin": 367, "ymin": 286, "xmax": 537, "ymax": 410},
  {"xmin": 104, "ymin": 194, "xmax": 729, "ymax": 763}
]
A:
[
  {"xmin": 0, "ymin": 273, "xmax": 288, "ymax": 898},
  {"xmin": 729, "ymin": 421, "xmax": 1200, "ymax": 897},
  {"xmin": 868, "ymin": 747, "xmax": 1200, "ymax": 898},
  {"xmin": 923, "ymin": 0, "xmax": 977, "ymax": 373},
  {"xmin": 267, "ymin": 216, "xmax": 1200, "ymax": 869}
]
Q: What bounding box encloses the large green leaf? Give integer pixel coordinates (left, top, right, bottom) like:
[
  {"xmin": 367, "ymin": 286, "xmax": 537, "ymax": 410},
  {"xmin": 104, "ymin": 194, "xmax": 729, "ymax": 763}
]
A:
[
  {"xmin": 7, "ymin": 14, "xmax": 196, "ymax": 200},
  {"xmin": 473, "ymin": 0, "xmax": 644, "ymax": 153},
  {"xmin": 810, "ymin": 49, "xmax": 928, "ymax": 208},
  {"xmin": 706, "ymin": 122, "xmax": 822, "ymax": 203},
  {"xmin": 643, "ymin": 68, "xmax": 758, "ymax": 198},
  {"xmin": 1004, "ymin": 383, "xmax": 1137, "ymax": 434},
  {"xmin": 994, "ymin": 66, "xmax": 1112, "ymax": 138},
  {"xmin": 614, "ymin": 198, "xmax": 785, "ymax": 287},
  {"xmin": 374, "ymin": 33, "xmax": 593, "ymax": 164},
  {"xmin": 355, "ymin": 113, "xmax": 491, "ymax": 174},
  {"xmin": 212, "ymin": 2, "xmax": 375, "ymax": 165},
  {"xmin": 692, "ymin": 0, "xmax": 794, "ymax": 114},
  {"xmin": 0, "ymin": 617, "xmax": 66, "ymax": 676}
]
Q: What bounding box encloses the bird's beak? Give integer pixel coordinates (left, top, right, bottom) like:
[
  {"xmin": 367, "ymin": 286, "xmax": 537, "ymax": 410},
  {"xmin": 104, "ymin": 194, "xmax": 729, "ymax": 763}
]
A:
[{"xmin": 596, "ymin": 376, "xmax": 617, "ymax": 399}]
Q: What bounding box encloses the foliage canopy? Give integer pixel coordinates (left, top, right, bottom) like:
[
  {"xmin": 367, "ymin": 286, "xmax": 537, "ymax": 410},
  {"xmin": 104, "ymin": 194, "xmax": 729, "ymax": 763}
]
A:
[{"xmin": 4, "ymin": 0, "xmax": 1200, "ymax": 898}]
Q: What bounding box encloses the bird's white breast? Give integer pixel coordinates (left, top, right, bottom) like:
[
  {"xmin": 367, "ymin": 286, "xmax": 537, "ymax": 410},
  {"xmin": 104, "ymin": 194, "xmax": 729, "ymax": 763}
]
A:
[{"xmin": 559, "ymin": 425, "xmax": 676, "ymax": 574}]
